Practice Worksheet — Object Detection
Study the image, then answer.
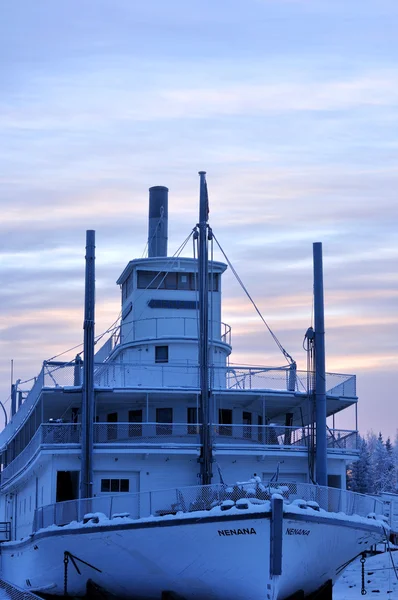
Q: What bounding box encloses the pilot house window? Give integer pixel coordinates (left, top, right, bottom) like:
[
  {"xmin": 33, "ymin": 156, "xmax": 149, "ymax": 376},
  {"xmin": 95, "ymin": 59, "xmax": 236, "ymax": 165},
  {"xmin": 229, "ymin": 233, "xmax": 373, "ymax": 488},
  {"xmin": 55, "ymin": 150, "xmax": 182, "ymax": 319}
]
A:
[
  {"xmin": 155, "ymin": 345, "xmax": 169, "ymax": 363},
  {"xmin": 137, "ymin": 270, "xmax": 219, "ymax": 291}
]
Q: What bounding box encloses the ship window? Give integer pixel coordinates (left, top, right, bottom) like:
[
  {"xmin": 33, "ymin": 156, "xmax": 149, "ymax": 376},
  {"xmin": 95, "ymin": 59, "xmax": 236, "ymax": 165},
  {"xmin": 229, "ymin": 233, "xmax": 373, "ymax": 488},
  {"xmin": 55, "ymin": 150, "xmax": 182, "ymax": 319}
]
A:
[
  {"xmin": 187, "ymin": 407, "xmax": 198, "ymax": 434},
  {"xmin": 71, "ymin": 407, "xmax": 79, "ymax": 424},
  {"xmin": 137, "ymin": 270, "xmax": 165, "ymax": 289},
  {"xmin": 120, "ymin": 479, "xmax": 130, "ymax": 492},
  {"xmin": 218, "ymin": 409, "xmax": 232, "ymax": 436},
  {"xmin": 209, "ymin": 273, "xmax": 219, "ymax": 292},
  {"xmin": 101, "ymin": 479, "xmax": 130, "ymax": 493},
  {"xmin": 155, "ymin": 345, "xmax": 169, "ymax": 363},
  {"xmin": 165, "ymin": 272, "xmax": 177, "ymax": 289},
  {"xmin": 107, "ymin": 412, "xmax": 118, "ymax": 441},
  {"xmin": 258, "ymin": 415, "xmax": 263, "ymax": 443},
  {"xmin": 189, "ymin": 273, "xmax": 197, "ymax": 290},
  {"xmin": 128, "ymin": 409, "xmax": 142, "ymax": 437},
  {"xmin": 189, "ymin": 273, "xmax": 218, "ymax": 291},
  {"xmin": 137, "ymin": 270, "xmax": 219, "ymax": 291},
  {"xmin": 243, "ymin": 411, "xmax": 252, "ymax": 439},
  {"xmin": 178, "ymin": 273, "xmax": 190, "ymax": 289},
  {"xmin": 156, "ymin": 407, "xmax": 172, "ymax": 435},
  {"xmin": 101, "ymin": 479, "xmax": 110, "ymax": 492}
]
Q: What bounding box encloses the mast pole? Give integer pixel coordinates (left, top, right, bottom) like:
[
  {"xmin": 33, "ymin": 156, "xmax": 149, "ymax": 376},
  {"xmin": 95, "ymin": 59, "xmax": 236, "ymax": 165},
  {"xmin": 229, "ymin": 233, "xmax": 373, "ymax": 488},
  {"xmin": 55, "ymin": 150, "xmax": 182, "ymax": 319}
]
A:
[
  {"xmin": 198, "ymin": 171, "xmax": 212, "ymax": 485},
  {"xmin": 80, "ymin": 230, "xmax": 95, "ymax": 499},
  {"xmin": 313, "ymin": 242, "xmax": 328, "ymax": 486}
]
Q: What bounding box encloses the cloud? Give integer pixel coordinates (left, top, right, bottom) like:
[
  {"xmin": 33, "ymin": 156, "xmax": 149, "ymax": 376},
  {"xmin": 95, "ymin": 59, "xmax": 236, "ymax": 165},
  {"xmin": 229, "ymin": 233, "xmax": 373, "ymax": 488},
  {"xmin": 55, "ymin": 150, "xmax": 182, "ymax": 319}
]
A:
[{"xmin": 1, "ymin": 0, "xmax": 397, "ymax": 439}]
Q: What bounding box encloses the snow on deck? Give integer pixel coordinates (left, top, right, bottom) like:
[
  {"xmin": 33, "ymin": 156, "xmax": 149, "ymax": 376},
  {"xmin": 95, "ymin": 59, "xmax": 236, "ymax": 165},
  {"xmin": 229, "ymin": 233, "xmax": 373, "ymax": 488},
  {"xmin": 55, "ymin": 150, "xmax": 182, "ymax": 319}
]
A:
[{"xmin": 334, "ymin": 551, "xmax": 398, "ymax": 598}]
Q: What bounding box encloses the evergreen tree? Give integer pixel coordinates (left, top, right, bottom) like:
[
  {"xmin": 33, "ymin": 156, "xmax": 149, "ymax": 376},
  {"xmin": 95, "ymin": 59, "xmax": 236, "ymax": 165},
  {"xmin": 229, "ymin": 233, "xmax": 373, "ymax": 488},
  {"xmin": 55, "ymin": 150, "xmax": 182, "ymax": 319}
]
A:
[
  {"xmin": 350, "ymin": 436, "xmax": 371, "ymax": 494},
  {"xmin": 372, "ymin": 432, "xmax": 389, "ymax": 494},
  {"xmin": 384, "ymin": 437, "xmax": 397, "ymax": 492},
  {"xmin": 348, "ymin": 430, "xmax": 398, "ymax": 496},
  {"xmin": 365, "ymin": 430, "xmax": 378, "ymax": 492}
]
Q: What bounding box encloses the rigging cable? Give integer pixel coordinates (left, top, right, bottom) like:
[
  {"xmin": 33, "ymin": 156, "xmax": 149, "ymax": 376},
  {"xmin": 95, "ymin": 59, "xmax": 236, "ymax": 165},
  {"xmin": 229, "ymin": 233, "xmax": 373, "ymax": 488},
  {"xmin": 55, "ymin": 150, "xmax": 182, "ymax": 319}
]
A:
[
  {"xmin": 141, "ymin": 209, "xmax": 164, "ymax": 258},
  {"xmin": 212, "ymin": 233, "xmax": 295, "ymax": 366}
]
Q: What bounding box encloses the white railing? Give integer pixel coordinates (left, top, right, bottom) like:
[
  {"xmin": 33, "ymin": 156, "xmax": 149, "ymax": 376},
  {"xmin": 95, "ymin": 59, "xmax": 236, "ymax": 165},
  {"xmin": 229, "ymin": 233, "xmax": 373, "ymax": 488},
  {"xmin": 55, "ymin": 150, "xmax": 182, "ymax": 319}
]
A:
[
  {"xmin": 92, "ymin": 423, "xmax": 358, "ymax": 450},
  {"xmin": 32, "ymin": 480, "xmax": 384, "ymax": 534},
  {"xmin": 25, "ymin": 361, "xmax": 356, "ymax": 398},
  {"xmin": 1, "ymin": 424, "xmax": 80, "ymax": 485},
  {"xmin": 1, "ymin": 423, "xmax": 358, "ymax": 486},
  {"xmin": 1, "ymin": 428, "xmax": 42, "ymax": 484},
  {"xmin": 117, "ymin": 317, "xmax": 232, "ymax": 347}
]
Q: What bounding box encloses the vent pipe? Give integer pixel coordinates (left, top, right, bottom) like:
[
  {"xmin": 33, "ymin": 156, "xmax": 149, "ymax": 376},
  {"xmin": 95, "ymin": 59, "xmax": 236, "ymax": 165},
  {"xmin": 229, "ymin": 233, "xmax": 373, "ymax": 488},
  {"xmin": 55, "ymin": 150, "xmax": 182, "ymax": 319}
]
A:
[{"xmin": 148, "ymin": 186, "xmax": 168, "ymax": 257}]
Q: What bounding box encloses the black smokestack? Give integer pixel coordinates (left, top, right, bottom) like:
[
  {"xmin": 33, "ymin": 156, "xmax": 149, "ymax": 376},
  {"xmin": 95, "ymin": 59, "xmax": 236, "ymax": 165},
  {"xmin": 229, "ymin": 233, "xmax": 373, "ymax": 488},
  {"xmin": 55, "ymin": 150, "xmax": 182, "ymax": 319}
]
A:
[{"xmin": 148, "ymin": 186, "xmax": 168, "ymax": 257}]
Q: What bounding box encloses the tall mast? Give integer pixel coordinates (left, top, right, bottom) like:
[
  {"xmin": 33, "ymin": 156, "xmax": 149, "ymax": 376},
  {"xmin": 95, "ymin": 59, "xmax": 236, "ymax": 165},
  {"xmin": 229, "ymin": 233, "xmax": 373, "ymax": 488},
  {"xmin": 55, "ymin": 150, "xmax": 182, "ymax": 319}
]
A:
[
  {"xmin": 313, "ymin": 242, "xmax": 328, "ymax": 486},
  {"xmin": 198, "ymin": 171, "xmax": 212, "ymax": 485},
  {"xmin": 80, "ymin": 230, "xmax": 95, "ymax": 499}
]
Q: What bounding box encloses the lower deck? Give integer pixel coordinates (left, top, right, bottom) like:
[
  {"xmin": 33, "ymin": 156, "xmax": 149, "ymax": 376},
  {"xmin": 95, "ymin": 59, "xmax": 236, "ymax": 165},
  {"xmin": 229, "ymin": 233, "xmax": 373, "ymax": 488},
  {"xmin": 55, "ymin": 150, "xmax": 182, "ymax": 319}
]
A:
[{"xmin": 0, "ymin": 444, "xmax": 349, "ymax": 541}]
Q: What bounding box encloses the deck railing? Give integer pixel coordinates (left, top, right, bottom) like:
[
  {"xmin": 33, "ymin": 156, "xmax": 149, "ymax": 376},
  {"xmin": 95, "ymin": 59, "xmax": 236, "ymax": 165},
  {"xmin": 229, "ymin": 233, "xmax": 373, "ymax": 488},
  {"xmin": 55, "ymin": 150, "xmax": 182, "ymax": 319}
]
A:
[
  {"xmin": 92, "ymin": 423, "xmax": 357, "ymax": 451},
  {"xmin": 32, "ymin": 480, "xmax": 384, "ymax": 534},
  {"xmin": 0, "ymin": 423, "xmax": 358, "ymax": 486},
  {"xmin": 1, "ymin": 424, "xmax": 80, "ymax": 484},
  {"xmin": 26, "ymin": 361, "xmax": 356, "ymax": 397}
]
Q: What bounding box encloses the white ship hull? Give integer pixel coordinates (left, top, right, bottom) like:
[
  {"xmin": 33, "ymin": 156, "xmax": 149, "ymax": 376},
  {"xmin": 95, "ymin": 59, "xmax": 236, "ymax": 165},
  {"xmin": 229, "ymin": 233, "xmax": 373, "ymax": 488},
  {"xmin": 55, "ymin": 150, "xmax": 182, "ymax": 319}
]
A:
[{"xmin": 0, "ymin": 509, "xmax": 384, "ymax": 600}]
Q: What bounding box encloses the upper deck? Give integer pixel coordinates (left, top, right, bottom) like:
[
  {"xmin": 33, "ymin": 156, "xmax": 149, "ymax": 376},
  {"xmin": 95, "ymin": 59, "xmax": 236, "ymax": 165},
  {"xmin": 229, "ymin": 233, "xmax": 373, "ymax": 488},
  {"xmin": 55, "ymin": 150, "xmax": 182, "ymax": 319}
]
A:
[{"xmin": 0, "ymin": 353, "xmax": 358, "ymax": 490}]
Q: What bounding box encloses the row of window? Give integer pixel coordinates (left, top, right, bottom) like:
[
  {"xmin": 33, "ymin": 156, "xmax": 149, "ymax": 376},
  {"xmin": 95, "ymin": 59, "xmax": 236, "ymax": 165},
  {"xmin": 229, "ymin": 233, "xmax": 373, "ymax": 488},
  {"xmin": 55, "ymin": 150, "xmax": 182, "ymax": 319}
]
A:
[
  {"xmin": 105, "ymin": 408, "xmax": 263, "ymax": 439},
  {"xmin": 137, "ymin": 271, "xmax": 219, "ymax": 292},
  {"xmin": 122, "ymin": 271, "xmax": 220, "ymax": 299},
  {"xmin": 100, "ymin": 479, "xmax": 130, "ymax": 493}
]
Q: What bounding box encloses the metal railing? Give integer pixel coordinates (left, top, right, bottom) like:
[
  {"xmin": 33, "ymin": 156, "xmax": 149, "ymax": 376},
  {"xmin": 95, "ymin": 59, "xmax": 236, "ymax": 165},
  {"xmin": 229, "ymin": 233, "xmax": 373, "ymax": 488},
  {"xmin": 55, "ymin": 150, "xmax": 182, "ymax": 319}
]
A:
[
  {"xmin": 212, "ymin": 424, "xmax": 358, "ymax": 450},
  {"xmin": 1, "ymin": 428, "xmax": 43, "ymax": 484},
  {"xmin": 21, "ymin": 361, "xmax": 356, "ymax": 397},
  {"xmin": 32, "ymin": 480, "xmax": 384, "ymax": 534},
  {"xmin": 116, "ymin": 317, "xmax": 232, "ymax": 346},
  {"xmin": 1, "ymin": 423, "xmax": 358, "ymax": 486},
  {"xmin": 0, "ymin": 577, "xmax": 43, "ymax": 600},
  {"xmin": 92, "ymin": 423, "xmax": 358, "ymax": 450},
  {"xmin": 1, "ymin": 424, "xmax": 80, "ymax": 485}
]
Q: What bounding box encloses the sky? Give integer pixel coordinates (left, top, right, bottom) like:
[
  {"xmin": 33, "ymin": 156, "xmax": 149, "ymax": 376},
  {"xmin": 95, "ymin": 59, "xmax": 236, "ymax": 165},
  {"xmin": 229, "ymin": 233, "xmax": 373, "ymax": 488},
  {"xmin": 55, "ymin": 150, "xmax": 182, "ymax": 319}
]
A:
[{"xmin": 1, "ymin": 0, "xmax": 397, "ymax": 438}]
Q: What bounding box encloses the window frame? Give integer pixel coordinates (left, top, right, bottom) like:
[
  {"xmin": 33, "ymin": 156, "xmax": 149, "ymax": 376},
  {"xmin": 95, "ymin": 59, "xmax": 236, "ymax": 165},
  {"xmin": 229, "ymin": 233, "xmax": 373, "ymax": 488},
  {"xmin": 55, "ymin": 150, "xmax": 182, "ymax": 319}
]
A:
[{"xmin": 155, "ymin": 345, "xmax": 169, "ymax": 364}]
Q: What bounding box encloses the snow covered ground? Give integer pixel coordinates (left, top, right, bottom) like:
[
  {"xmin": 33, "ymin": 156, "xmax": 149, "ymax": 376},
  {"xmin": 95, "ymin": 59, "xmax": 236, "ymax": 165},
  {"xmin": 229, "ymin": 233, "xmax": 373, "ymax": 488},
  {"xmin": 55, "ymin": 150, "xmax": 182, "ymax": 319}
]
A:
[{"xmin": 334, "ymin": 551, "xmax": 398, "ymax": 598}]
